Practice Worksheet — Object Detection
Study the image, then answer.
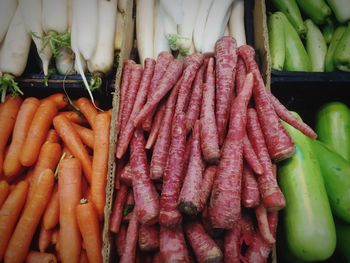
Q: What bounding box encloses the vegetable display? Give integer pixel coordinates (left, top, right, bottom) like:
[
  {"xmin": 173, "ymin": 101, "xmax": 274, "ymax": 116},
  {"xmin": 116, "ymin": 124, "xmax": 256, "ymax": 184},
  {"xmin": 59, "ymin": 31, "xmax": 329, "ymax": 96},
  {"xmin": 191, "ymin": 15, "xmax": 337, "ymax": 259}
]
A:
[
  {"xmin": 269, "ymin": 0, "xmax": 350, "ymax": 72},
  {"xmin": 0, "ymin": 93, "xmax": 112, "ymax": 262},
  {"xmin": 111, "ymin": 36, "xmax": 317, "ymax": 262}
]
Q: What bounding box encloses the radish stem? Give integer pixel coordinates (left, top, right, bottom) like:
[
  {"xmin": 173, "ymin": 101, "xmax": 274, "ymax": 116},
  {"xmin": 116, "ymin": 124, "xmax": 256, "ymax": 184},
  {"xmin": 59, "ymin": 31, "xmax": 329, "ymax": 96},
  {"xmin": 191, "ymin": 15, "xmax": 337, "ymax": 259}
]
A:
[{"xmin": 0, "ymin": 74, "xmax": 24, "ymax": 102}]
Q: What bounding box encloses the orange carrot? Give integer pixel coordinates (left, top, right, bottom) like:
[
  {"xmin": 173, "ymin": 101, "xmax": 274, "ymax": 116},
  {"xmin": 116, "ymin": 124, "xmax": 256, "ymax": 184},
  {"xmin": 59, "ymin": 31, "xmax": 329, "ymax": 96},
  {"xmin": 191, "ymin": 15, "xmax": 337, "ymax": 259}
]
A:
[
  {"xmin": 0, "ymin": 180, "xmax": 28, "ymax": 261},
  {"xmin": 0, "ymin": 96, "xmax": 22, "ymax": 176},
  {"xmin": 0, "ymin": 180, "xmax": 10, "ymax": 208},
  {"xmin": 51, "ymin": 228, "xmax": 59, "ymax": 246},
  {"xmin": 91, "ymin": 112, "xmax": 111, "ymax": 219},
  {"xmin": 3, "ymin": 97, "xmax": 40, "ymax": 178},
  {"xmin": 58, "ymin": 111, "xmax": 88, "ymax": 125},
  {"xmin": 75, "ymin": 97, "xmax": 98, "ymax": 129},
  {"xmin": 71, "ymin": 122, "xmax": 94, "ymax": 149},
  {"xmin": 44, "ymin": 93, "xmax": 68, "ymax": 110},
  {"xmin": 25, "ymin": 251, "xmax": 57, "ymax": 263},
  {"xmin": 53, "ymin": 115, "xmax": 92, "ymax": 183},
  {"xmin": 27, "ymin": 142, "xmax": 62, "ymax": 199},
  {"xmin": 79, "ymin": 250, "xmax": 89, "ymax": 263},
  {"xmin": 58, "ymin": 158, "xmax": 82, "ymax": 263},
  {"xmin": 20, "ymin": 99, "xmax": 58, "ymax": 167},
  {"xmin": 45, "ymin": 129, "xmax": 61, "ymax": 143},
  {"xmin": 83, "ymin": 187, "xmax": 92, "ymax": 200},
  {"xmin": 4, "ymin": 169, "xmax": 54, "ymax": 263},
  {"xmin": 38, "ymin": 224, "xmax": 53, "ymax": 253},
  {"xmin": 76, "ymin": 199, "xmax": 103, "ymax": 263},
  {"xmin": 43, "ymin": 185, "xmax": 59, "ymax": 230}
]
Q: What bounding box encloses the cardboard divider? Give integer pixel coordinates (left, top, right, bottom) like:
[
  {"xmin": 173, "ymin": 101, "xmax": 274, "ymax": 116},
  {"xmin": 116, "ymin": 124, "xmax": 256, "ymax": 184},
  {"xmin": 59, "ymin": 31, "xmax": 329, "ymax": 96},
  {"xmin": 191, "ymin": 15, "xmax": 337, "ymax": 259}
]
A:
[{"xmin": 102, "ymin": 0, "xmax": 135, "ymax": 262}]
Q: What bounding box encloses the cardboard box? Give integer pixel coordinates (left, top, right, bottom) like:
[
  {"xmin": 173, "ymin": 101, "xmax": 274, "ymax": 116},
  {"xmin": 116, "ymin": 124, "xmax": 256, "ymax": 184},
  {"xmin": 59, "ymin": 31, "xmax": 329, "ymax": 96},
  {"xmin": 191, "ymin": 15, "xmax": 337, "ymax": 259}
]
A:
[{"xmin": 102, "ymin": 0, "xmax": 135, "ymax": 262}]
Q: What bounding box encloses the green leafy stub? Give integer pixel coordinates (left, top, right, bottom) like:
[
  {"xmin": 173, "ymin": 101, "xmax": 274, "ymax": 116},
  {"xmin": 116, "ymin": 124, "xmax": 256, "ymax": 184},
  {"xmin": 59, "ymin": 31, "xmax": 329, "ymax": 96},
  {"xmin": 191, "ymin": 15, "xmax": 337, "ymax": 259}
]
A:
[{"xmin": 0, "ymin": 74, "xmax": 23, "ymax": 102}]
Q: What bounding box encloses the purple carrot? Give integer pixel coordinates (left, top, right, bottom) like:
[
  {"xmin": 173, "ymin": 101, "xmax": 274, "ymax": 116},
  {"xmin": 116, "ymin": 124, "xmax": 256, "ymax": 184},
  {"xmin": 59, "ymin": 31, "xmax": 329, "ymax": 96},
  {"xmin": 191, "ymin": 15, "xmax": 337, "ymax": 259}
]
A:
[
  {"xmin": 215, "ymin": 36, "xmax": 238, "ymax": 146},
  {"xmin": 238, "ymin": 45, "xmax": 295, "ymax": 162},
  {"xmin": 130, "ymin": 129, "xmax": 159, "ymax": 225},
  {"xmin": 200, "ymin": 57, "xmax": 220, "ymax": 164},
  {"xmin": 116, "ymin": 58, "xmax": 156, "ymax": 159}
]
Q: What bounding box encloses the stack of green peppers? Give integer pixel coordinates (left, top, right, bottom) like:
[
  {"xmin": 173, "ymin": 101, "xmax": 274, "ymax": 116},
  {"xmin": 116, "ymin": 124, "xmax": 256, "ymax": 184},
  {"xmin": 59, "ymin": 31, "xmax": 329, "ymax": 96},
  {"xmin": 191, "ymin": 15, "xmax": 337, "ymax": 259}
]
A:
[
  {"xmin": 268, "ymin": 0, "xmax": 350, "ymax": 72},
  {"xmin": 277, "ymin": 107, "xmax": 350, "ymax": 262}
]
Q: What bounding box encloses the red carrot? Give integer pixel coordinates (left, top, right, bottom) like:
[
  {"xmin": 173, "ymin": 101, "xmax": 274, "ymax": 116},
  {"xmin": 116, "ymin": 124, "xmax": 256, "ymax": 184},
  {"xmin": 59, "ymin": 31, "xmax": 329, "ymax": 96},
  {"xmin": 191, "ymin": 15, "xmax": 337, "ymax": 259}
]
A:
[
  {"xmin": 238, "ymin": 45, "xmax": 295, "ymax": 161},
  {"xmin": 53, "ymin": 115, "xmax": 92, "ymax": 183},
  {"xmin": 244, "ymin": 212, "xmax": 278, "ymax": 263},
  {"xmin": 91, "ymin": 112, "xmax": 111, "ymax": 219},
  {"xmin": 142, "ymin": 52, "xmax": 174, "ymax": 131},
  {"xmin": 175, "ymin": 53, "xmax": 204, "ymax": 114},
  {"xmin": 200, "ymin": 58, "xmax": 220, "ymax": 164},
  {"xmin": 153, "ymin": 252, "xmax": 162, "ymax": 263},
  {"xmin": 120, "ymin": 64, "xmax": 143, "ymax": 133},
  {"xmin": 58, "ymin": 159, "xmax": 82, "ymax": 263},
  {"xmin": 246, "ymin": 108, "xmax": 285, "ymax": 211},
  {"xmin": 268, "ymin": 92, "xmax": 317, "ymax": 139},
  {"xmin": 159, "ymin": 113, "xmax": 187, "ymax": 227},
  {"xmin": 184, "ymin": 220, "xmax": 223, "ymax": 263},
  {"xmin": 133, "ymin": 59, "xmax": 183, "ymax": 127},
  {"xmin": 76, "ymin": 199, "xmax": 103, "ymax": 263},
  {"xmin": 0, "ymin": 180, "xmax": 10, "ymax": 208},
  {"xmin": 241, "ymin": 163, "xmax": 260, "ymax": 208},
  {"xmin": 215, "ymin": 36, "xmax": 238, "ymax": 146},
  {"xmin": 119, "ymin": 60, "xmax": 137, "ymax": 133},
  {"xmin": 74, "ymin": 97, "xmax": 98, "ymax": 130},
  {"xmin": 119, "ymin": 211, "xmax": 139, "ymax": 263},
  {"xmin": 115, "ymin": 224, "xmax": 127, "ymax": 257},
  {"xmin": 3, "ymin": 97, "xmax": 39, "ymax": 178},
  {"xmin": 198, "ymin": 166, "xmax": 216, "ymax": 211},
  {"xmin": 138, "ymin": 224, "xmax": 159, "ymax": 252},
  {"xmin": 209, "ymin": 73, "xmax": 253, "ymax": 229},
  {"xmin": 160, "ymin": 225, "xmax": 190, "ymax": 262},
  {"xmin": 150, "ymin": 78, "xmax": 181, "ymax": 180},
  {"xmin": 185, "ymin": 63, "xmax": 205, "ymax": 133},
  {"xmin": 178, "ymin": 121, "xmax": 205, "ymax": 215},
  {"xmin": 25, "ymin": 251, "xmax": 57, "ymax": 263},
  {"xmin": 38, "ymin": 224, "xmax": 52, "ymax": 252},
  {"xmin": 4, "ymin": 169, "xmax": 54, "ymax": 263},
  {"xmin": 42, "ymin": 185, "xmax": 59, "ymax": 230},
  {"xmin": 116, "ymin": 58, "xmax": 155, "ymax": 159},
  {"xmin": 235, "ymin": 57, "xmax": 247, "ymax": 95},
  {"xmin": 110, "ymin": 184, "xmax": 128, "ymax": 234},
  {"xmin": 224, "ymin": 223, "xmax": 241, "ymax": 263},
  {"xmin": 130, "ymin": 129, "xmax": 159, "ymax": 225},
  {"xmin": 0, "ymin": 96, "xmax": 22, "ymax": 175},
  {"xmin": 0, "ymin": 181, "xmax": 28, "ymax": 261},
  {"xmin": 243, "ymin": 136, "xmax": 263, "ymax": 175},
  {"xmin": 119, "ymin": 163, "xmax": 133, "ymax": 186},
  {"xmin": 255, "ymin": 203, "xmax": 275, "ymax": 244},
  {"xmin": 145, "ymin": 102, "xmax": 166, "ymax": 149}
]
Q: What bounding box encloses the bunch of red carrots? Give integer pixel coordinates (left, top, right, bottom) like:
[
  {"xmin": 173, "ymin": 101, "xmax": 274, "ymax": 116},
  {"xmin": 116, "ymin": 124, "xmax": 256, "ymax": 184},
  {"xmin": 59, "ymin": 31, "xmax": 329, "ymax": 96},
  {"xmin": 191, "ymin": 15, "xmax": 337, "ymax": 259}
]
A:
[
  {"xmin": 111, "ymin": 36, "xmax": 317, "ymax": 262},
  {"xmin": 0, "ymin": 94, "xmax": 112, "ymax": 263}
]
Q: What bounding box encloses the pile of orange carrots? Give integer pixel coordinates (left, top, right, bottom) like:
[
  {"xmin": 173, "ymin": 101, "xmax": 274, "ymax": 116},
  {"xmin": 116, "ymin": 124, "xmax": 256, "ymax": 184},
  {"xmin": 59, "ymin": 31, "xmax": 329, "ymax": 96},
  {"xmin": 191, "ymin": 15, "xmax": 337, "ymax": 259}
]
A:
[{"xmin": 0, "ymin": 94, "xmax": 112, "ymax": 263}]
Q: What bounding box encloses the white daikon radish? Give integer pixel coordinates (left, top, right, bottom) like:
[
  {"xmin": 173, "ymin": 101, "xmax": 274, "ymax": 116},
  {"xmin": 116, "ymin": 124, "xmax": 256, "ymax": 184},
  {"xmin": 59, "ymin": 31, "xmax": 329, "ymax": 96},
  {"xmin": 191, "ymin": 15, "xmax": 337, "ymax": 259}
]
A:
[
  {"xmin": 68, "ymin": 0, "xmax": 73, "ymax": 31},
  {"xmin": 0, "ymin": 7, "xmax": 31, "ymax": 100},
  {"xmin": 74, "ymin": 0, "xmax": 99, "ymax": 60},
  {"xmin": 0, "ymin": 0, "xmax": 17, "ymax": 43},
  {"xmin": 201, "ymin": 0, "xmax": 234, "ymax": 53},
  {"xmin": 224, "ymin": 26, "xmax": 230, "ymax": 36},
  {"xmin": 177, "ymin": 0, "xmax": 201, "ymax": 54},
  {"xmin": 42, "ymin": 0, "xmax": 68, "ymax": 34},
  {"xmin": 56, "ymin": 47, "xmax": 75, "ymax": 75},
  {"xmin": 228, "ymin": 0, "xmax": 246, "ymax": 46},
  {"xmin": 114, "ymin": 10, "xmax": 125, "ymax": 50},
  {"xmin": 118, "ymin": 0, "xmax": 128, "ymax": 13},
  {"xmin": 153, "ymin": 0, "xmax": 171, "ymax": 57},
  {"xmin": 19, "ymin": 0, "xmax": 53, "ymax": 76},
  {"xmin": 71, "ymin": 0, "xmax": 99, "ymax": 109},
  {"xmin": 87, "ymin": 0, "xmax": 117, "ymax": 76},
  {"xmin": 193, "ymin": 0, "xmax": 214, "ymax": 52},
  {"xmin": 136, "ymin": 0, "xmax": 155, "ymax": 66},
  {"xmin": 160, "ymin": 0, "xmax": 184, "ymax": 25}
]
